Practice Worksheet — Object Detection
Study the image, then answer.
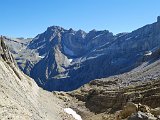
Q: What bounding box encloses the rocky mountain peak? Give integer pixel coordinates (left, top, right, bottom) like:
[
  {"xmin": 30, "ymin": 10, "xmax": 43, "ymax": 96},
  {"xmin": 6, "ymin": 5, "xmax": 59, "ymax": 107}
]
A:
[
  {"xmin": 76, "ymin": 29, "xmax": 86, "ymax": 38},
  {"xmin": 0, "ymin": 36, "xmax": 15, "ymax": 64},
  {"xmin": 157, "ymin": 16, "xmax": 160, "ymax": 22},
  {"xmin": 47, "ymin": 26, "xmax": 64, "ymax": 32},
  {"xmin": 68, "ymin": 28, "xmax": 75, "ymax": 33}
]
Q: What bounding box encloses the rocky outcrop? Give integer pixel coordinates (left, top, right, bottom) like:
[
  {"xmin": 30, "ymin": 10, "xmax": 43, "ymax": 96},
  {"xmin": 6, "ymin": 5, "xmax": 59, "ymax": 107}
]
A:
[
  {"xmin": 68, "ymin": 80, "xmax": 160, "ymax": 120},
  {"xmin": 115, "ymin": 102, "xmax": 160, "ymax": 120},
  {"xmin": 128, "ymin": 111, "xmax": 157, "ymax": 120},
  {"xmin": 116, "ymin": 102, "xmax": 138, "ymax": 119},
  {"xmin": 0, "ymin": 36, "xmax": 15, "ymax": 64},
  {"xmin": 71, "ymin": 79, "xmax": 160, "ymax": 114},
  {"xmin": 151, "ymin": 107, "xmax": 160, "ymax": 117},
  {"xmin": 3, "ymin": 36, "xmax": 40, "ymax": 76}
]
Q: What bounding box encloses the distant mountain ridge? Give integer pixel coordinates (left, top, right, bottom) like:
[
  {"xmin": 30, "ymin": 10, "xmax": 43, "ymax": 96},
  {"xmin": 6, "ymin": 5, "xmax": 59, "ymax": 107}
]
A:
[{"xmin": 4, "ymin": 16, "xmax": 160, "ymax": 91}]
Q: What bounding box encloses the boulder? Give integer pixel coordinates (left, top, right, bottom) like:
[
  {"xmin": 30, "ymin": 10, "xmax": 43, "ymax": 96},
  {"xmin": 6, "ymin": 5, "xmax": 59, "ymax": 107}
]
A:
[
  {"xmin": 128, "ymin": 111, "xmax": 157, "ymax": 120},
  {"xmin": 138, "ymin": 103, "xmax": 151, "ymax": 113},
  {"xmin": 115, "ymin": 103, "xmax": 154, "ymax": 120},
  {"xmin": 116, "ymin": 102, "xmax": 138, "ymax": 119},
  {"xmin": 151, "ymin": 107, "xmax": 160, "ymax": 117}
]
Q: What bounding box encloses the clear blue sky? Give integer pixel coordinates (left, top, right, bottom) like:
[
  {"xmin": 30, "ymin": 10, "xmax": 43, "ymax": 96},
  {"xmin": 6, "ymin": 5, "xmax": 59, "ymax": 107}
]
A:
[{"xmin": 0, "ymin": 0, "xmax": 160, "ymax": 38}]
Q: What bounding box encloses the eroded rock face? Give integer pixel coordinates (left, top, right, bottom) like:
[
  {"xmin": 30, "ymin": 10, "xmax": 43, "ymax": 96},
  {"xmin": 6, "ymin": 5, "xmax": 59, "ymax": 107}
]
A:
[
  {"xmin": 71, "ymin": 80, "xmax": 160, "ymax": 114},
  {"xmin": 68, "ymin": 78, "xmax": 160, "ymax": 120},
  {"xmin": 0, "ymin": 36, "xmax": 15, "ymax": 64}
]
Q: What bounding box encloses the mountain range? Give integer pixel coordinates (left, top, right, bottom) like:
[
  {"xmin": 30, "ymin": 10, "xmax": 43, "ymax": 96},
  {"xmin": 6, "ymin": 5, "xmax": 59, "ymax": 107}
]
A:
[
  {"xmin": 1, "ymin": 16, "xmax": 160, "ymax": 120},
  {"xmin": 4, "ymin": 16, "xmax": 160, "ymax": 91}
]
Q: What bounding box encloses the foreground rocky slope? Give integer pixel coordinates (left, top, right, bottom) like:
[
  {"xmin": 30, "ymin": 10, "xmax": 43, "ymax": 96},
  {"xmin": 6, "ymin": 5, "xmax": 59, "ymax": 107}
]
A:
[{"xmin": 0, "ymin": 37, "xmax": 75, "ymax": 120}]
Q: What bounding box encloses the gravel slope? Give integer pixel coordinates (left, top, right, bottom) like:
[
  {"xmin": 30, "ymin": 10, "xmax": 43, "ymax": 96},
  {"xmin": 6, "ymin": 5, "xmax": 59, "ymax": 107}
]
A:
[{"xmin": 0, "ymin": 37, "xmax": 75, "ymax": 120}]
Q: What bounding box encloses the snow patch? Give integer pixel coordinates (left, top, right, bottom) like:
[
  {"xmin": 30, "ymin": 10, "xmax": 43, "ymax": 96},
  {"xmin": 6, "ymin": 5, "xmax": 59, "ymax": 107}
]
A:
[
  {"xmin": 92, "ymin": 33, "xmax": 104, "ymax": 39},
  {"xmin": 69, "ymin": 59, "xmax": 73, "ymax": 62},
  {"xmin": 81, "ymin": 53, "xmax": 104, "ymax": 61},
  {"xmin": 63, "ymin": 45, "xmax": 75, "ymax": 56},
  {"xmin": 145, "ymin": 51, "xmax": 152, "ymax": 56},
  {"xmin": 88, "ymin": 54, "xmax": 103, "ymax": 59},
  {"xmin": 126, "ymin": 37, "xmax": 132, "ymax": 41},
  {"xmin": 64, "ymin": 108, "xmax": 82, "ymax": 120},
  {"xmin": 99, "ymin": 42, "xmax": 109, "ymax": 48},
  {"xmin": 38, "ymin": 55, "xmax": 45, "ymax": 58}
]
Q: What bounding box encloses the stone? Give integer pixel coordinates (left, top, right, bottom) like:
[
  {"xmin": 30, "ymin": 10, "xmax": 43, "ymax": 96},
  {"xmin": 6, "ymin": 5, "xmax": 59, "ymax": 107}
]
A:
[
  {"xmin": 128, "ymin": 111, "xmax": 157, "ymax": 120},
  {"xmin": 0, "ymin": 36, "xmax": 15, "ymax": 64},
  {"xmin": 116, "ymin": 102, "xmax": 138, "ymax": 119},
  {"xmin": 151, "ymin": 107, "xmax": 160, "ymax": 117},
  {"xmin": 138, "ymin": 103, "xmax": 151, "ymax": 113},
  {"xmin": 115, "ymin": 103, "xmax": 155, "ymax": 120}
]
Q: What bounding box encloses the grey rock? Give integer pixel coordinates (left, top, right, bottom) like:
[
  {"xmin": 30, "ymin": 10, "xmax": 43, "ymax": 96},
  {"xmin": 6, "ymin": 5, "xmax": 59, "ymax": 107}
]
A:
[
  {"xmin": 128, "ymin": 111, "xmax": 157, "ymax": 120},
  {"xmin": 0, "ymin": 36, "xmax": 16, "ymax": 64}
]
